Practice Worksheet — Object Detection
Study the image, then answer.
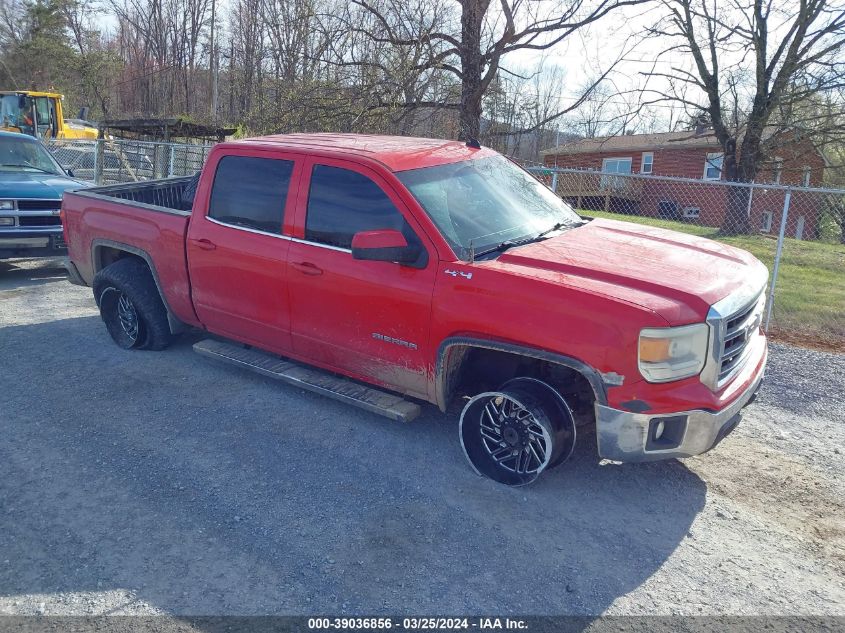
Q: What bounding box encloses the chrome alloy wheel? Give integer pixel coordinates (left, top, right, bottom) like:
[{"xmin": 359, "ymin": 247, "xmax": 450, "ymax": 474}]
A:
[
  {"xmin": 99, "ymin": 286, "xmax": 145, "ymax": 349},
  {"xmin": 117, "ymin": 293, "xmax": 140, "ymax": 343},
  {"xmin": 460, "ymin": 388, "xmax": 557, "ymax": 486},
  {"xmin": 478, "ymin": 395, "xmax": 552, "ymax": 475}
]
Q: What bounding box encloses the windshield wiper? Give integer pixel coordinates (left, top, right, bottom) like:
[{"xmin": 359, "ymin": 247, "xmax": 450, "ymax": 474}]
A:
[
  {"xmin": 533, "ymin": 221, "xmax": 567, "ymax": 240},
  {"xmin": 0, "ymin": 163, "xmax": 55, "ymax": 174},
  {"xmin": 474, "ymin": 221, "xmax": 575, "ymax": 259}
]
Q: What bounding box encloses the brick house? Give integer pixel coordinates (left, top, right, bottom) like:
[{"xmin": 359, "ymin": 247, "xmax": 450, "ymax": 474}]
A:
[{"xmin": 541, "ymin": 129, "xmax": 828, "ymax": 239}]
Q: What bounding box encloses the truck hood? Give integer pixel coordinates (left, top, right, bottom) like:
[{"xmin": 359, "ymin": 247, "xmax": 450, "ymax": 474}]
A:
[
  {"xmin": 496, "ymin": 218, "xmax": 767, "ymax": 322},
  {"xmin": 0, "ymin": 170, "xmax": 87, "ymax": 199}
]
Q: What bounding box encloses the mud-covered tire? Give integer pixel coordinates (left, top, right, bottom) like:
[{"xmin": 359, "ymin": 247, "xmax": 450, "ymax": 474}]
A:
[{"xmin": 92, "ymin": 257, "xmax": 174, "ymax": 351}]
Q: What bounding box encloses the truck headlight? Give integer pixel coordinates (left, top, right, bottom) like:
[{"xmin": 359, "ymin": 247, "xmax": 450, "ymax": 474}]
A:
[
  {"xmin": 0, "ymin": 200, "xmax": 15, "ymax": 210},
  {"xmin": 638, "ymin": 324, "xmax": 709, "ymax": 383}
]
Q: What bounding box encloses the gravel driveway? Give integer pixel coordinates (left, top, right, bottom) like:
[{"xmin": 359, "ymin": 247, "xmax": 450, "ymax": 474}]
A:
[{"xmin": 1, "ymin": 257, "xmax": 843, "ymax": 617}]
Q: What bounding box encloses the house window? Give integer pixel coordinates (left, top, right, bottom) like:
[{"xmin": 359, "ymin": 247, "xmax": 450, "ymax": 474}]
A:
[
  {"xmin": 772, "ymin": 158, "xmax": 783, "ymax": 184},
  {"xmin": 601, "ymin": 157, "xmax": 632, "ymax": 190},
  {"xmin": 703, "ymin": 153, "xmax": 723, "ymax": 180},
  {"xmin": 640, "ymin": 152, "xmax": 653, "ymax": 174},
  {"xmin": 802, "ymin": 166, "xmax": 811, "ymax": 187},
  {"xmin": 761, "ymin": 211, "xmax": 773, "ymax": 233}
]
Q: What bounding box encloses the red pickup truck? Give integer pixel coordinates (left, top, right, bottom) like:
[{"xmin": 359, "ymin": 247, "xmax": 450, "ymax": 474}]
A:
[{"xmin": 62, "ymin": 133, "xmax": 768, "ymax": 486}]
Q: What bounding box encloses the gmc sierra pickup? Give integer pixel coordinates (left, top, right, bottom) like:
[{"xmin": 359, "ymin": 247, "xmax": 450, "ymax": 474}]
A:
[{"xmin": 63, "ymin": 133, "xmax": 768, "ymax": 486}]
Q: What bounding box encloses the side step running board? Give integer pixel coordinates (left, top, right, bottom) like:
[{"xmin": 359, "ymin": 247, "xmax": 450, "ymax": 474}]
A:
[{"xmin": 193, "ymin": 339, "xmax": 421, "ymax": 422}]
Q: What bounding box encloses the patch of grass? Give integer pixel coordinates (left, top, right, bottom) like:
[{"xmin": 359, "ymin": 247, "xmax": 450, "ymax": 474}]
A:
[{"xmin": 586, "ymin": 210, "xmax": 845, "ymax": 351}]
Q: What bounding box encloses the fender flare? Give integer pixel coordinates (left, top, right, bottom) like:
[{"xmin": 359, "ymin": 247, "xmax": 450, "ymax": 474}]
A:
[
  {"xmin": 435, "ymin": 336, "xmax": 608, "ymax": 412},
  {"xmin": 91, "ymin": 238, "xmax": 187, "ymax": 334}
]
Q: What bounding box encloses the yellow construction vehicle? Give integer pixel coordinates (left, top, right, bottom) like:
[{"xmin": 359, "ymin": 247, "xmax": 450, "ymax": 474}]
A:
[{"xmin": 0, "ymin": 90, "xmax": 98, "ymax": 139}]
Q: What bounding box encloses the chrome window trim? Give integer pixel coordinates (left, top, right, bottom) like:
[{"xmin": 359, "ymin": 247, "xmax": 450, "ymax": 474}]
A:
[
  {"xmin": 205, "ymin": 216, "xmax": 287, "ymax": 239},
  {"xmin": 290, "ymin": 236, "xmax": 352, "ymax": 253},
  {"xmin": 203, "ymin": 216, "xmax": 353, "ymax": 253}
]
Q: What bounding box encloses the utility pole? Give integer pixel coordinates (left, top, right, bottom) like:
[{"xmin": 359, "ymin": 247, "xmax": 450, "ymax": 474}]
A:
[{"xmin": 210, "ymin": 0, "xmax": 218, "ymax": 121}]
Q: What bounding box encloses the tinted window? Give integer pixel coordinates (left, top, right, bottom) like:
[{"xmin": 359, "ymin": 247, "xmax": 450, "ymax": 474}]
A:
[
  {"xmin": 306, "ymin": 165, "xmax": 410, "ymax": 249},
  {"xmin": 209, "ymin": 156, "xmax": 294, "ymax": 234}
]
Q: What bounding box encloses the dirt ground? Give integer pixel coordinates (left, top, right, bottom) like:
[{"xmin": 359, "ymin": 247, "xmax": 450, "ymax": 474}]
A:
[{"xmin": 0, "ymin": 257, "xmax": 843, "ymax": 617}]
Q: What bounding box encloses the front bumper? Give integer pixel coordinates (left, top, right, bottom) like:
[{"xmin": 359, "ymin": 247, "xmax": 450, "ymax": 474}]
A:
[
  {"xmin": 595, "ymin": 344, "xmax": 766, "ymax": 462},
  {"xmin": 0, "ymin": 228, "xmax": 66, "ymax": 259}
]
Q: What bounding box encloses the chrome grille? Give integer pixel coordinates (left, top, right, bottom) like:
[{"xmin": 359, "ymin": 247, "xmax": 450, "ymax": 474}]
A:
[
  {"xmin": 701, "ymin": 281, "xmax": 768, "ymax": 391},
  {"xmin": 716, "ymin": 294, "xmax": 764, "ymax": 385}
]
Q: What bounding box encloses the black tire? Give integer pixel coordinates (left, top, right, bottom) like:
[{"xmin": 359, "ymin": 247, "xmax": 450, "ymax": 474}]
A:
[
  {"xmin": 92, "ymin": 257, "xmax": 174, "ymax": 351},
  {"xmin": 459, "ymin": 383, "xmax": 560, "ymax": 486}
]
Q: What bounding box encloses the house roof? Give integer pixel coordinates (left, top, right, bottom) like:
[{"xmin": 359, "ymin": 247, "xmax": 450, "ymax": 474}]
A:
[{"xmin": 542, "ymin": 130, "xmax": 721, "ymax": 156}]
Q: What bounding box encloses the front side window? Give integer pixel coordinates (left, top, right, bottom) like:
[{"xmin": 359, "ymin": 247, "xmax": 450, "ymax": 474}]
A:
[
  {"xmin": 704, "ymin": 153, "xmax": 723, "ymax": 180},
  {"xmin": 209, "ymin": 156, "xmax": 293, "ymax": 234},
  {"xmin": 397, "ymin": 155, "xmax": 582, "ymax": 260},
  {"xmin": 305, "ymin": 165, "xmax": 411, "ymax": 249}
]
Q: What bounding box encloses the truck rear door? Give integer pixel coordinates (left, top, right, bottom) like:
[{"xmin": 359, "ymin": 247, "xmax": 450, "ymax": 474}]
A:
[
  {"xmin": 286, "ymin": 158, "xmax": 437, "ymax": 400},
  {"xmin": 186, "ymin": 149, "xmax": 301, "ymax": 352}
]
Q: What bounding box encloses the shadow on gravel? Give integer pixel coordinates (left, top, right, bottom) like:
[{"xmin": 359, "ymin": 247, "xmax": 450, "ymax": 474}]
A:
[
  {"xmin": 0, "ymin": 258, "xmax": 67, "ymax": 290},
  {"xmin": 1, "ymin": 315, "xmax": 706, "ymax": 615}
]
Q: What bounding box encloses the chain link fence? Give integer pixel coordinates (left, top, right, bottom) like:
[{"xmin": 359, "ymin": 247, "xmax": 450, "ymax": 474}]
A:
[
  {"xmin": 46, "ymin": 138, "xmax": 212, "ymax": 186},
  {"xmin": 526, "ymin": 166, "xmax": 845, "ymax": 352}
]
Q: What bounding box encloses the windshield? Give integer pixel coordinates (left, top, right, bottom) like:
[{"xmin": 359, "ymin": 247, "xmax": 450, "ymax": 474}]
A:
[
  {"xmin": 1, "ymin": 94, "xmax": 28, "ymax": 131},
  {"xmin": 0, "ymin": 135, "xmax": 64, "ymax": 175},
  {"xmin": 396, "ymin": 155, "xmax": 582, "ymax": 260}
]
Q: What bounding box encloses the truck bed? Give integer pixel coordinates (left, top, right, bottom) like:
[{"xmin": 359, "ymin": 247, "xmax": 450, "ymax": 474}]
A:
[
  {"xmin": 62, "ymin": 176, "xmax": 200, "ymax": 328},
  {"xmin": 79, "ymin": 176, "xmax": 194, "ymax": 213}
]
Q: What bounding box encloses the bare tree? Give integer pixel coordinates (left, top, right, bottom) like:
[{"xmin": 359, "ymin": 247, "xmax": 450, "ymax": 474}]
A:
[
  {"xmin": 643, "ymin": 0, "xmax": 845, "ymax": 233},
  {"xmin": 349, "ymin": 0, "xmax": 644, "ymax": 140}
]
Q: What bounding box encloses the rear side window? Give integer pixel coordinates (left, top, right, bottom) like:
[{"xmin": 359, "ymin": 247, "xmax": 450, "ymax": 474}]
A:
[
  {"xmin": 209, "ymin": 156, "xmax": 294, "ymax": 234},
  {"xmin": 305, "ymin": 165, "xmax": 410, "ymax": 249}
]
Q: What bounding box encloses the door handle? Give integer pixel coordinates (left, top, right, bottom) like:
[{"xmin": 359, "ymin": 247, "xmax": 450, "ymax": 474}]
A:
[
  {"xmin": 192, "ymin": 238, "xmax": 216, "ymax": 251},
  {"xmin": 291, "ymin": 261, "xmax": 323, "ymax": 276}
]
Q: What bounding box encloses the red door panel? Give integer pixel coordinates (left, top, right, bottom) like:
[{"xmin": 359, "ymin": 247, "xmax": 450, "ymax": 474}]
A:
[
  {"xmin": 287, "ymin": 158, "xmax": 437, "ymax": 399},
  {"xmin": 186, "ymin": 149, "xmax": 301, "ymax": 353},
  {"xmin": 187, "ymin": 221, "xmax": 291, "ymax": 350},
  {"xmin": 287, "ymin": 240, "xmax": 435, "ymax": 397}
]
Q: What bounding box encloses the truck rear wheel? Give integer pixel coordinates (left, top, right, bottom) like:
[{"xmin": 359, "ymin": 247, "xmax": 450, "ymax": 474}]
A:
[{"xmin": 92, "ymin": 258, "xmax": 173, "ymax": 351}]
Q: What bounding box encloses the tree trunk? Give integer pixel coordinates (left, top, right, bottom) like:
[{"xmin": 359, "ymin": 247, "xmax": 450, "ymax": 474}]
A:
[
  {"xmin": 458, "ymin": 0, "xmax": 483, "ymax": 140},
  {"xmin": 722, "ymin": 186, "xmax": 752, "ymax": 235},
  {"xmin": 719, "ymin": 134, "xmax": 761, "ymax": 235}
]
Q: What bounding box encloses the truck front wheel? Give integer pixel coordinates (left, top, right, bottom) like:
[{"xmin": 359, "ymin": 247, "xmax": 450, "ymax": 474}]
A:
[
  {"xmin": 92, "ymin": 258, "xmax": 173, "ymax": 351},
  {"xmin": 459, "ymin": 379, "xmax": 576, "ymax": 486}
]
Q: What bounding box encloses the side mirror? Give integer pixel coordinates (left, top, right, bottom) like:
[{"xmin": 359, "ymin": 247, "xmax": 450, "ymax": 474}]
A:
[
  {"xmin": 351, "ymin": 229, "xmax": 422, "ymax": 265},
  {"xmin": 66, "ymin": 168, "xmax": 75, "ymax": 178}
]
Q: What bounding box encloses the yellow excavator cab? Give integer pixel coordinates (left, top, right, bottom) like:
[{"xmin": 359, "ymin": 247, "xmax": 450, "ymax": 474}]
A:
[{"xmin": 0, "ymin": 91, "xmax": 98, "ymax": 140}]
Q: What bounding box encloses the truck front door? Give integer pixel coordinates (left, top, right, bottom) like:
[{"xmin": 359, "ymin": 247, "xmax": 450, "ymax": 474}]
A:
[
  {"xmin": 186, "ymin": 150, "xmax": 300, "ymax": 353},
  {"xmin": 286, "ymin": 159, "xmax": 436, "ymax": 400}
]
